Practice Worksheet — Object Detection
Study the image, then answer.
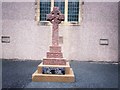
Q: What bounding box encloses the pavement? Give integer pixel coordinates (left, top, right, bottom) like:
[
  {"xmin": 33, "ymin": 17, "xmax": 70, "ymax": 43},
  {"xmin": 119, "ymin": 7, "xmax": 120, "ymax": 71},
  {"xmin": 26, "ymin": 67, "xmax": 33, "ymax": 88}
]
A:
[{"xmin": 2, "ymin": 59, "xmax": 119, "ymax": 88}]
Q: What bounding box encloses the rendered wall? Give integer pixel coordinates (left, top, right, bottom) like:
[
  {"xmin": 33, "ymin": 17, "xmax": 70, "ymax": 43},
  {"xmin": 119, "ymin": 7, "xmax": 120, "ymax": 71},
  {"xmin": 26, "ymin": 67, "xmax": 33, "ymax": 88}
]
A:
[
  {"xmin": 2, "ymin": 2, "xmax": 118, "ymax": 62},
  {"xmin": 0, "ymin": 1, "xmax": 2, "ymax": 90},
  {"xmin": 0, "ymin": 2, "xmax": 2, "ymax": 59},
  {"xmin": 118, "ymin": 1, "xmax": 120, "ymax": 62}
]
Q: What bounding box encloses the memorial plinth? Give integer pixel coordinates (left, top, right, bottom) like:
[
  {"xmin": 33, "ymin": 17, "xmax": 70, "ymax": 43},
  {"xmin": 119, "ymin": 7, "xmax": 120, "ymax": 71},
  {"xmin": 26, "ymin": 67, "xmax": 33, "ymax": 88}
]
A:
[{"xmin": 32, "ymin": 7, "xmax": 75, "ymax": 82}]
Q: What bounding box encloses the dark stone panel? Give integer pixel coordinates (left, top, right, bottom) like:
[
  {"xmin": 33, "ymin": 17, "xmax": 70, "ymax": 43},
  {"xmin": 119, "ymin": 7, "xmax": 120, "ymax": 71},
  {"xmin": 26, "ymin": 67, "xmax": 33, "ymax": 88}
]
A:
[{"xmin": 42, "ymin": 67, "xmax": 65, "ymax": 75}]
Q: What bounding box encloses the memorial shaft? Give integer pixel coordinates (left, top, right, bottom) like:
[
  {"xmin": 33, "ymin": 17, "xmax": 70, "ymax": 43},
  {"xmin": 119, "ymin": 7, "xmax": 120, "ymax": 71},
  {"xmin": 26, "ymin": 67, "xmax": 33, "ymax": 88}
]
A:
[{"xmin": 52, "ymin": 23, "xmax": 59, "ymax": 46}]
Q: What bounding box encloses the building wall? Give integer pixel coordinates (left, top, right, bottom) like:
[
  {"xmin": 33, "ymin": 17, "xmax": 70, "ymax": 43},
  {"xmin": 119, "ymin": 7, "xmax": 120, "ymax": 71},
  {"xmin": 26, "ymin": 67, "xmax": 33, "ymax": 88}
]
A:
[
  {"xmin": 0, "ymin": 2, "xmax": 2, "ymax": 59},
  {"xmin": 0, "ymin": 2, "xmax": 2, "ymax": 90},
  {"xmin": 2, "ymin": 2, "xmax": 118, "ymax": 62},
  {"xmin": 118, "ymin": 1, "xmax": 120, "ymax": 62},
  {"xmin": 66, "ymin": 2, "xmax": 118, "ymax": 61}
]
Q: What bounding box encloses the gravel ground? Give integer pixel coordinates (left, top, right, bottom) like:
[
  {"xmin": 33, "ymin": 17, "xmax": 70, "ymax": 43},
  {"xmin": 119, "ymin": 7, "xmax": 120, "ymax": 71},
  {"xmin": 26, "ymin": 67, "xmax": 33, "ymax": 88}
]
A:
[{"xmin": 2, "ymin": 59, "xmax": 118, "ymax": 88}]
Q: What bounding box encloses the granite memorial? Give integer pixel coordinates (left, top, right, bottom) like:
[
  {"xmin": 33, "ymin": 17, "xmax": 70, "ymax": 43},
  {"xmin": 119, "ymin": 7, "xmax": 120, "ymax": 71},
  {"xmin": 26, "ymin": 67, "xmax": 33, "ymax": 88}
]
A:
[{"xmin": 32, "ymin": 7, "xmax": 75, "ymax": 82}]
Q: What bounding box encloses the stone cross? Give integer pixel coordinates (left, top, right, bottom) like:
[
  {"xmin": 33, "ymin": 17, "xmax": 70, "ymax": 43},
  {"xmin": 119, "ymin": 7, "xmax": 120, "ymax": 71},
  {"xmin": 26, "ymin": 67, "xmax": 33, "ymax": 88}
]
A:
[{"xmin": 47, "ymin": 7, "xmax": 64, "ymax": 46}]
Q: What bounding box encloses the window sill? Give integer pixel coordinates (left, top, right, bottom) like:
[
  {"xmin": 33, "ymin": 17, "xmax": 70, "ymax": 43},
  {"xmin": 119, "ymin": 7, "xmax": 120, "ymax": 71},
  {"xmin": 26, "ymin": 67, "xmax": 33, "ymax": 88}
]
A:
[{"xmin": 37, "ymin": 21, "xmax": 82, "ymax": 26}]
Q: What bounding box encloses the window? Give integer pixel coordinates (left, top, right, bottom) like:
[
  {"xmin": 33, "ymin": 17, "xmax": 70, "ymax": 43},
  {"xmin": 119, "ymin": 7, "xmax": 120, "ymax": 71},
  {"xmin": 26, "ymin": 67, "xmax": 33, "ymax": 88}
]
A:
[
  {"xmin": 35, "ymin": 0, "xmax": 83, "ymax": 25},
  {"xmin": 68, "ymin": 0, "xmax": 79, "ymax": 22},
  {"xmin": 54, "ymin": 0, "xmax": 65, "ymax": 14},
  {"xmin": 40, "ymin": 0, "xmax": 51, "ymax": 21}
]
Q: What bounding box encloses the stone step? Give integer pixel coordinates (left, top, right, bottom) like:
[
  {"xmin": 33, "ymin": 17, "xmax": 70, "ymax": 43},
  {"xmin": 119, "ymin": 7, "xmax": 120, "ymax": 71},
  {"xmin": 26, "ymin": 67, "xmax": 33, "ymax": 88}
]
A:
[
  {"xmin": 47, "ymin": 52, "xmax": 63, "ymax": 58},
  {"xmin": 49, "ymin": 46, "xmax": 61, "ymax": 53},
  {"xmin": 43, "ymin": 58, "xmax": 66, "ymax": 65},
  {"xmin": 32, "ymin": 68, "xmax": 75, "ymax": 82}
]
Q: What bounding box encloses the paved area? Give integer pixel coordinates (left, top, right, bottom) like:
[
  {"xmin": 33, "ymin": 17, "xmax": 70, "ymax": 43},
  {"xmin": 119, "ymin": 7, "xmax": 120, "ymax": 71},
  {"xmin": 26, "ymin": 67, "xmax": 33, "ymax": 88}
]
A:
[{"xmin": 2, "ymin": 59, "xmax": 118, "ymax": 88}]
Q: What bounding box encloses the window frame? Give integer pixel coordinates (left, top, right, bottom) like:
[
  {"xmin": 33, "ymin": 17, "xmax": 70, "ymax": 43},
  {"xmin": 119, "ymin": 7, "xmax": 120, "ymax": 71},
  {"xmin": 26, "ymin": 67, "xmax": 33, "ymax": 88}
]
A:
[{"xmin": 35, "ymin": 0, "xmax": 83, "ymax": 25}]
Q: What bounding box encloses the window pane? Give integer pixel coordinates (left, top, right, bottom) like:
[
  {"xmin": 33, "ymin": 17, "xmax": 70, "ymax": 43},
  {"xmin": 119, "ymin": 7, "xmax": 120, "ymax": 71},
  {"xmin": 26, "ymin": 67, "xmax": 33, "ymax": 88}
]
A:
[
  {"xmin": 40, "ymin": 0, "xmax": 51, "ymax": 21},
  {"xmin": 68, "ymin": 0, "xmax": 79, "ymax": 22},
  {"xmin": 54, "ymin": 0, "xmax": 65, "ymax": 14}
]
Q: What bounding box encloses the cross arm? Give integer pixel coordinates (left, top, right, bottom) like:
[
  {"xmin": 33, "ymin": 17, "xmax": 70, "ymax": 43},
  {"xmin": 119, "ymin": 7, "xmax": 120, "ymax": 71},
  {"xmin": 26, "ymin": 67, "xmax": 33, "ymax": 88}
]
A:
[
  {"xmin": 46, "ymin": 14, "xmax": 54, "ymax": 21},
  {"xmin": 59, "ymin": 14, "xmax": 64, "ymax": 21}
]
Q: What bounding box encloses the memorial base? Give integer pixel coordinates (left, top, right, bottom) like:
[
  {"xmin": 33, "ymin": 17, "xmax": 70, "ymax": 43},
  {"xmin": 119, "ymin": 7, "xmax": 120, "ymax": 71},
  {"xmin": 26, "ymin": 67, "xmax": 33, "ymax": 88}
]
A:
[{"xmin": 32, "ymin": 62, "xmax": 75, "ymax": 82}]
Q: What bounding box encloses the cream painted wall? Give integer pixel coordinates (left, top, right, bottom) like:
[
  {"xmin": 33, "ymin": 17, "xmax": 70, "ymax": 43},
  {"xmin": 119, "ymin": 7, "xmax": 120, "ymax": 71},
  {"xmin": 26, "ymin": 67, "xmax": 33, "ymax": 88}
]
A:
[{"xmin": 2, "ymin": 2, "xmax": 118, "ymax": 62}]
